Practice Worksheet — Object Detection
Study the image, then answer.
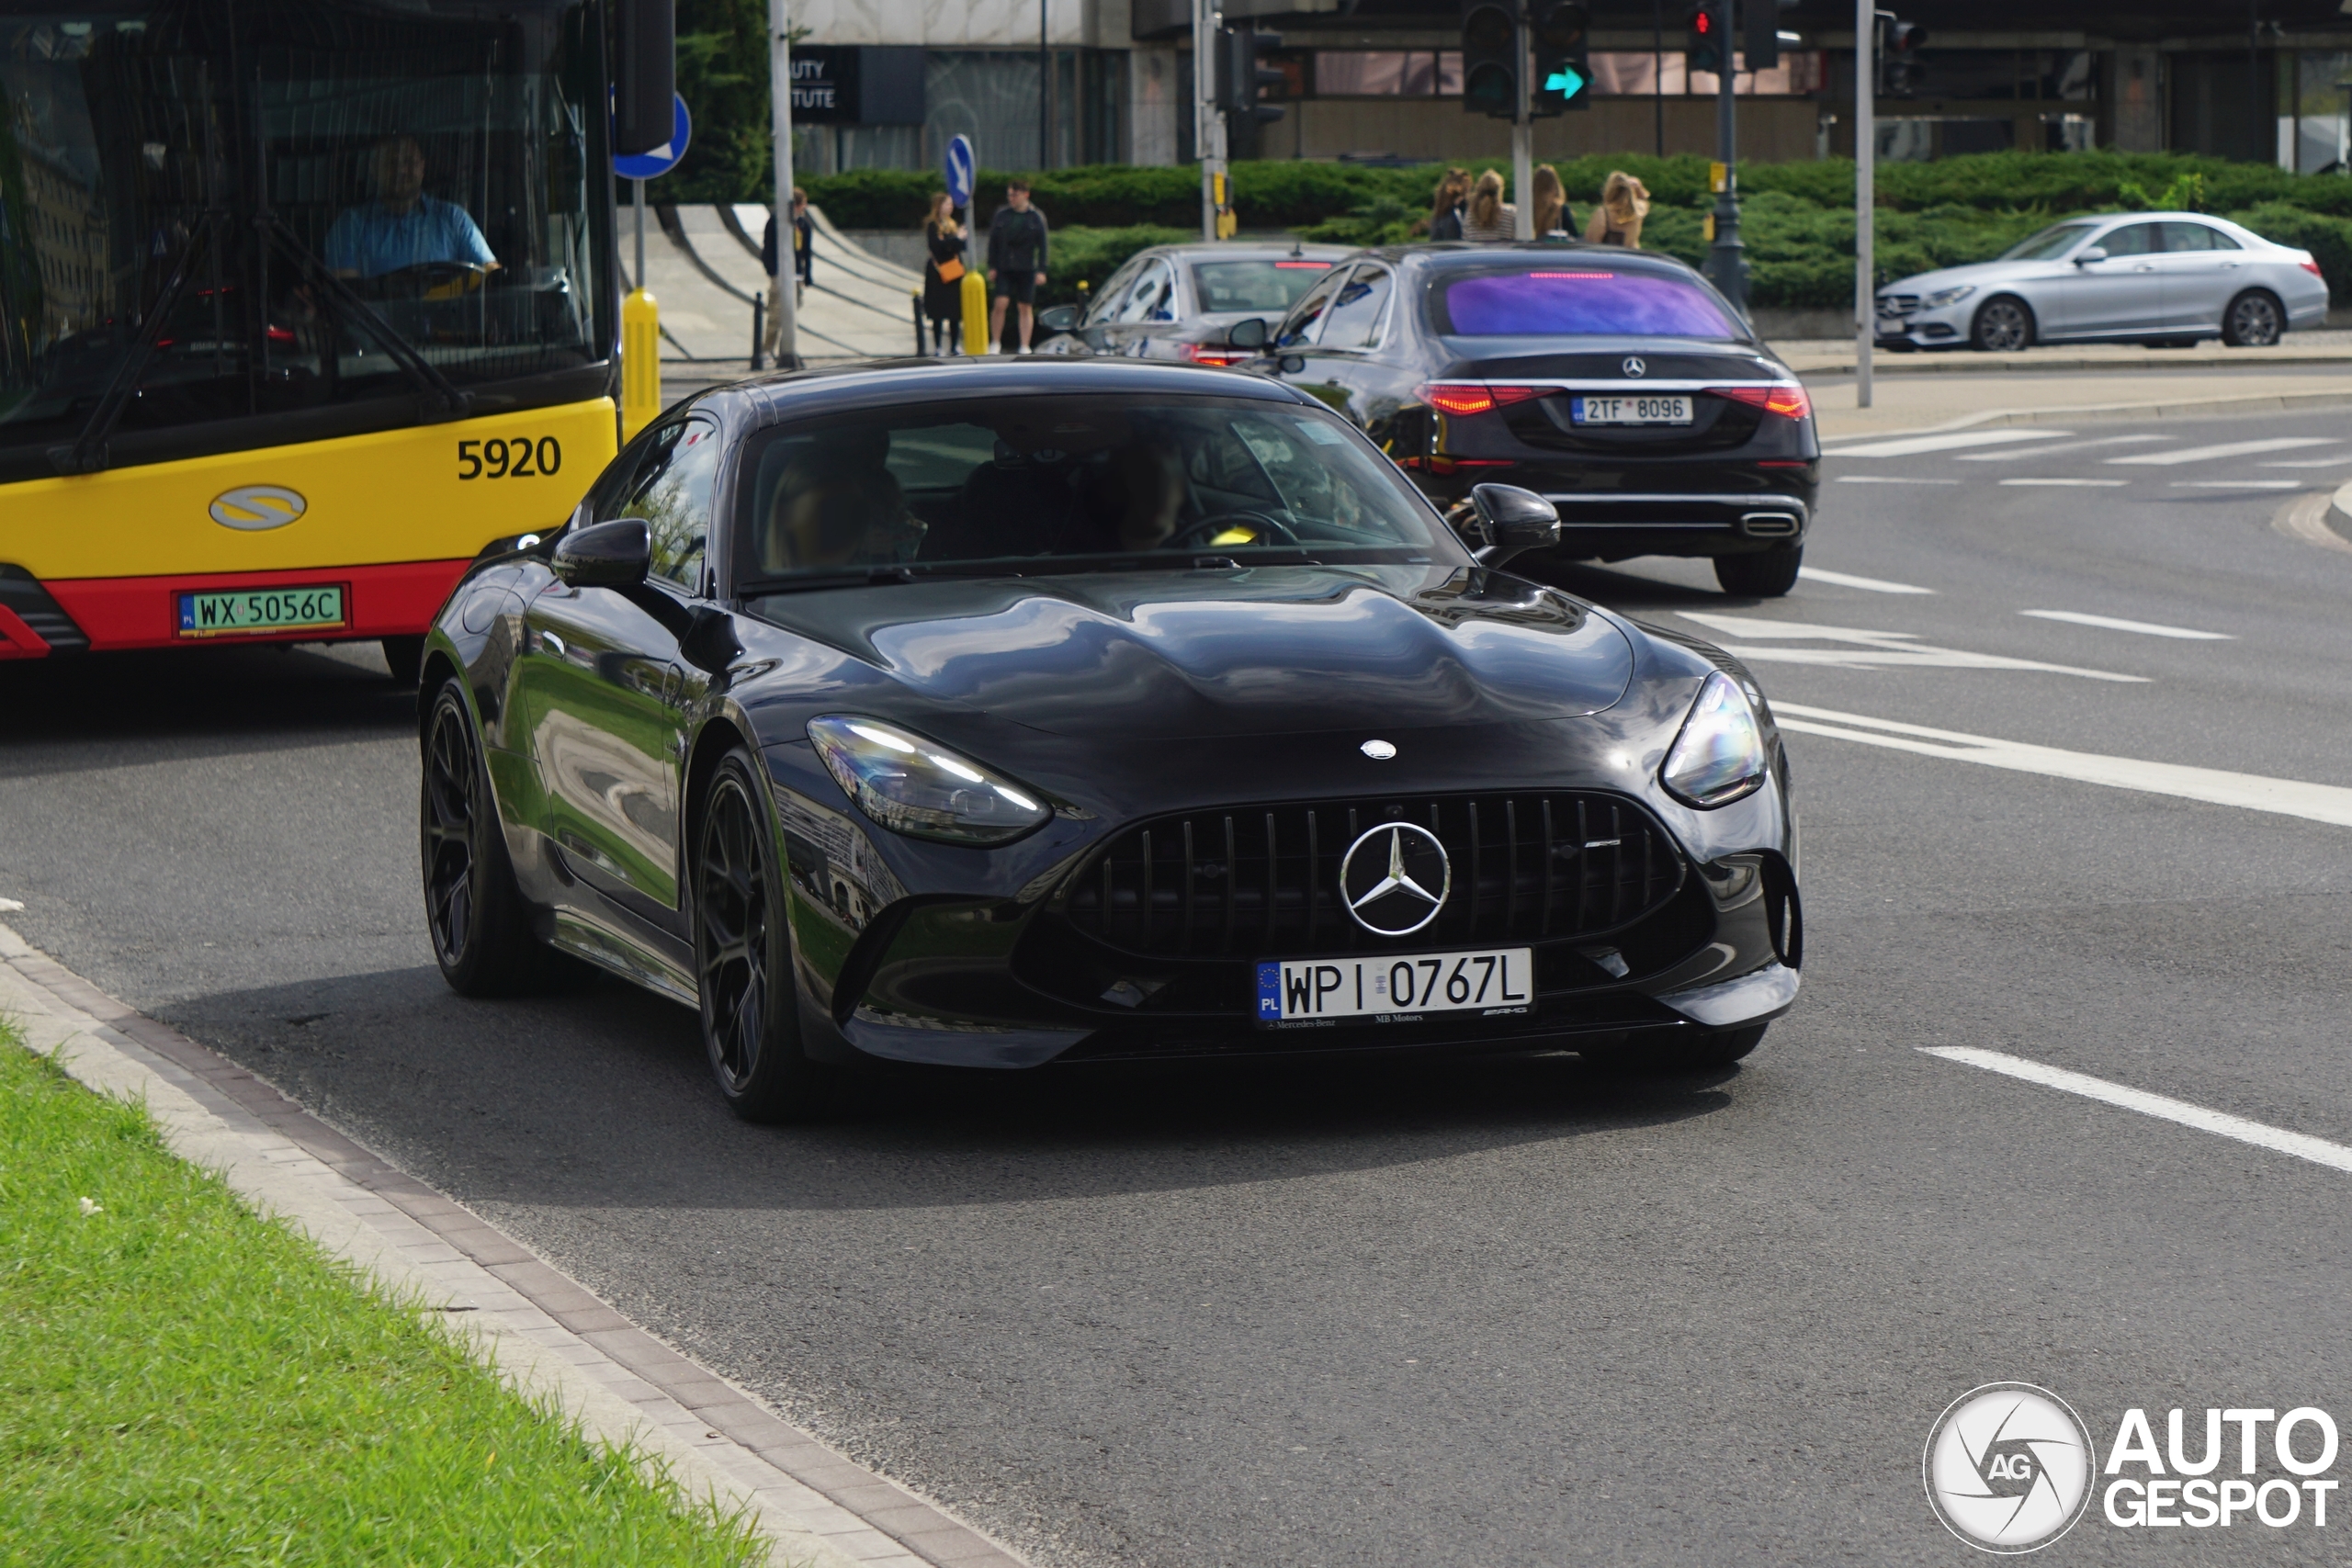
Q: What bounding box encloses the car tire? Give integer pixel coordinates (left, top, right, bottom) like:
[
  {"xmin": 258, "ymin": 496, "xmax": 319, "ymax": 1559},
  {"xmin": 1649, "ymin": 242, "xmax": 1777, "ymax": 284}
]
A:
[
  {"xmin": 1969, "ymin": 296, "xmax": 2035, "ymax": 353},
  {"xmin": 1714, "ymin": 547, "xmax": 1803, "ymax": 598},
  {"xmin": 382, "ymin": 636, "xmax": 424, "ymax": 687},
  {"xmin": 420, "ymin": 678, "xmax": 564, "ymax": 996},
  {"xmin": 694, "ymin": 749, "xmax": 835, "ymax": 1122},
  {"xmin": 2222, "ymin": 289, "xmax": 2284, "ymax": 347}
]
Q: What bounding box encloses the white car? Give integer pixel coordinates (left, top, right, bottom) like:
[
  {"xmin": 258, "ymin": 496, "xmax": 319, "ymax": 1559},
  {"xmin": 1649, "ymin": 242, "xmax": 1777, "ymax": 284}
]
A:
[{"xmin": 1876, "ymin": 212, "xmax": 2330, "ymax": 352}]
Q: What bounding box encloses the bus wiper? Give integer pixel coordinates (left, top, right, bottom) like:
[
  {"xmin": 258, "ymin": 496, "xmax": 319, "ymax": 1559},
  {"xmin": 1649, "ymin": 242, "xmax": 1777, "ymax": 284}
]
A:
[
  {"xmin": 48, "ymin": 215, "xmax": 219, "ymax": 476},
  {"xmin": 259, "ymin": 216, "xmax": 472, "ymax": 421}
]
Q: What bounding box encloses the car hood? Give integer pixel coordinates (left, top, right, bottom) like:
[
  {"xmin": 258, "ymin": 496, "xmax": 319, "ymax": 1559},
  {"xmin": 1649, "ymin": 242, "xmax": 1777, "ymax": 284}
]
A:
[
  {"xmin": 746, "ymin": 563, "xmax": 1635, "ymax": 740},
  {"xmin": 1883, "ymin": 260, "xmax": 2036, "ymax": 296}
]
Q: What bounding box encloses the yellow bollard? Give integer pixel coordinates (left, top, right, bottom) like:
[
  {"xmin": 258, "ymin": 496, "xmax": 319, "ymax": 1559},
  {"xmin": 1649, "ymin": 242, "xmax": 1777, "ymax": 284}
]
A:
[
  {"xmin": 961, "ymin": 268, "xmax": 989, "ymax": 356},
  {"xmin": 621, "ymin": 287, "xmax": 660, "ymax": 440}
]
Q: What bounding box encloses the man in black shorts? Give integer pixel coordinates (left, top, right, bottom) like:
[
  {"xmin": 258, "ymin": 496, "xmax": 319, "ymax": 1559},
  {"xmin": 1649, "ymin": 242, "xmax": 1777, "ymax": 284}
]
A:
[{"xmin": 985, "ymin": 180, "xmax": 1049, "ymax": 353}]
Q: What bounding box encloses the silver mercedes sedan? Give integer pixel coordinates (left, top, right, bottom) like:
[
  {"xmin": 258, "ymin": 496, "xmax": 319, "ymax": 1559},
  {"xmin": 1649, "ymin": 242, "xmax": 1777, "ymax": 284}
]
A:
[{"xmin": 1875, "ymin": 212, "xmax": 2330, "ymax": 353}]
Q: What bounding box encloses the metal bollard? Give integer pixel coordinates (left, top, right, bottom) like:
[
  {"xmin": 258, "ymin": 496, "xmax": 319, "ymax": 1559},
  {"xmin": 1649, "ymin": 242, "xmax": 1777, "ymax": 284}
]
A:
[
  {"xmin": 961, "ymin": 270, "xmax": 988, "ymax": 356},
  {"xmin": 621, "ymin": 287, "xmax": 659, "ymax": 439},
  {"xmin": 751, "ymin": 293, "xmax": 765, "ymax": 371},
  {"xmin": 912, "ymin": 289, "xmax": 926, "ymax": 356}
]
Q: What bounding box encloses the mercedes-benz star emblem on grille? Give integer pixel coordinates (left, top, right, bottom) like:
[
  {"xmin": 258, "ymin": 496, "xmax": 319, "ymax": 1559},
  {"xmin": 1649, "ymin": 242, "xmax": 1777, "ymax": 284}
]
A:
[
  {"xmin": 1360, "ymin": 739, "xmax": 1396, "ymax": 761},
  {"xmin": 1622, "ymin": 355, "xmax": 1646, "ymax": 378},
  {"xmin": 1339, "ymin": 823, "xmax": 1451, "ymax": 937}
]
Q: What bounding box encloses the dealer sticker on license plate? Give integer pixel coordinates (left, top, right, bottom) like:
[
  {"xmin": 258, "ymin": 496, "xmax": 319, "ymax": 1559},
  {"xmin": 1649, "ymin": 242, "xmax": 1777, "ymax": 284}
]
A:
[
  {"xmin": 176, "ymin": 584, "xmax": 347, "ymax": 637},
  {"xmin": 1256, "ymin": 947, "xmax": 1533, "ymax": 1029},
  {"xmin": 1571, "ymin": 395, "xmax": 1692, "ymax": 426}
]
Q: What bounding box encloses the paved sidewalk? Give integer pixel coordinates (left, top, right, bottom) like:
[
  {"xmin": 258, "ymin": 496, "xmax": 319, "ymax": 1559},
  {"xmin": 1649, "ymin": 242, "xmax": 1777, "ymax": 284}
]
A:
[{"xmin": 0, "ymin": 922, "xmax": 1027, "ymax": 1568}]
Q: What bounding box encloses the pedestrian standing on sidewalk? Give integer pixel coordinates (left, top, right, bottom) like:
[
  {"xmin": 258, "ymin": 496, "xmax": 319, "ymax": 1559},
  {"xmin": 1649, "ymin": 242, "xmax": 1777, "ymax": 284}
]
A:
[
  {"xmin": 1460, "ymin": 169, "xmax": 1516, "ymax": 242},
  {"xmin": 761, "ymin": 188, "xmax": 816, "ymax": 360},
  {"xmin": 922, "ymin": 193, "xmax": 966, "ymax": 355},
  {"xmin": 986, "ymin": 179, "xmax": 1049, "ymax": 354},
  {"xmin": 1584, "ymin": 170, "xmax": 1650, "ymax": 248},
  {"xmin": 1532, "ymin": 164, "xmax": 1573, "ymax": 239},
  {"xmin": 1428, "ymin": 167, "xmax": 1471, "ymax": 240}
]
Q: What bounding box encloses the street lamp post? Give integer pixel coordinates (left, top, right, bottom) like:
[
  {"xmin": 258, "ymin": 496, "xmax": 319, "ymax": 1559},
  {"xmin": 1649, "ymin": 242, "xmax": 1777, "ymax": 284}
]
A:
[
  {"xmin": 768, "ymin": 0, "xmax": 797, "ymax": 369},
  {"xmin": 1854, "ymin": 0, "xmax": 1873, "ymax": 408}
]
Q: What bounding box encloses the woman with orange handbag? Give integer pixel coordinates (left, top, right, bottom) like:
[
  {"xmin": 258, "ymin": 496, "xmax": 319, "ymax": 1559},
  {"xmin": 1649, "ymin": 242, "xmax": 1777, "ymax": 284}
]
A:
[{"xmin": 922, "ymin": 193, "xmax": 967, "ymax": 355}]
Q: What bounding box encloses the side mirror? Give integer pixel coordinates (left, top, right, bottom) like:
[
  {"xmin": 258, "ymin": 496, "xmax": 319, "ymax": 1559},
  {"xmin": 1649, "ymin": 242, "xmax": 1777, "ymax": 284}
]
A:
[
  {"xmin": 1466, "ymin": 483, "xmax": 1560, "ymax": 569},
  {"xmin": 1036, "ymin": 304, "xmax": 1080, "ymax": 334},
  {"xmin": 1227, "ymin": 316, "xmax": 1269, "ymax": 350},
  {"xmin": 2075, "ymin": 246, "xmax": 2109, "ymax": 265},
  {"xmin": 553, "ymin": 517, "xmax": 650, "ymax": 589}
]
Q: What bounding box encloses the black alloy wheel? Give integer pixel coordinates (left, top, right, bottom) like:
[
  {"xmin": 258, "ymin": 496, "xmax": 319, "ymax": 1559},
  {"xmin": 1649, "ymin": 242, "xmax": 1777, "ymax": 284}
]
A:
[
  {"xmin": 1714, "ymin": 546, "xmax": 1803, "ymax": 598},
  {"xmin": 421, "ymin": 679, "xmax": 560, "ymax": 994},
  {"xmin": 2222, "ymin": 290, "xmax": 2283, "ymax": 348},
  {"xmin": 695, "ymin": 750, "xmax": 831, "ymax": 1122},
  {"xmin": 1969, "ymin": 296, "xmax": 2034, "ymax": 353}
]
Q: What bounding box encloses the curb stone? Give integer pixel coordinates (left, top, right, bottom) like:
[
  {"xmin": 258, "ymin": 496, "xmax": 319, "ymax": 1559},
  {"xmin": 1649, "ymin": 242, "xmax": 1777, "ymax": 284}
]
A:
[{"xmin": 0, "ymin": 922, "xmax": 1029, "ymax": 1568}]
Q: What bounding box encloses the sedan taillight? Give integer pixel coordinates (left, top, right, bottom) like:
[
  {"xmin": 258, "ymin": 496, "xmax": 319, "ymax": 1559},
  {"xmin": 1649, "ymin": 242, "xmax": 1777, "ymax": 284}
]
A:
[
  {"xmin": 1417, "ymin": 381, "xmax": 1548, "ymax": 416},
  {"xmin": 1709, "ymin": 383, "xmax": 1813, "ymax": 421},
  {"xmin": 1182, "ymin": 343, "xmax": 1250, "ymax": 367},
  {"xmin": 2301, "ymin": 255, "xmax": 2324, "ymax": 278}
]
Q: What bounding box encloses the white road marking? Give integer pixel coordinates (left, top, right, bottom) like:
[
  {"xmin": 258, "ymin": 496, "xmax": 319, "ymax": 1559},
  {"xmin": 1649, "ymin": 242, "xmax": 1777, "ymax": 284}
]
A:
[
  {"xmin": 1772, "ymin": 703, "xmax": 2352, "ymax": 826},
  {"xmin": 2171, "ymin": 479, "xmax": 2303, "ymax": 490},
  {"xmin": 1678, "ymin": 614, "xmax": 2145, "ymax": 682},
  {"xmin": 1796, "ymin": 567, "xmax": 1936, "ymax": 594},
  {"xmin": 2019, "ymin": 609, "xmax": 2233, "ymax": 640},
  {"xmin": 1922, "ymin": 1047, "xmax": 2352, "ymax": 1179},
  {"xmin": 0, "ymin": 897, "xmax": 21, "ymax": 912},
  {"xmin": 2107, "ymin": 437, "xmax": 2332, "ymax": 466},
  {"xmin": 1826, "ymin": 429, "xmax": 2076, "ymax": 459},
  {"xmin": 2257, "ymin": 457, "xmax": 2352, "ymax": 468},
  {"xmin": 1954, "ymin": 434, "xmax": 2165, "ymax": 461},
  {"xmin": 1998, "ymin": 478, "xmax": 2130, "ymax": 487},
  {"xmin": 1836, "ymin": 476, "xmax": 1961, "ymax": 485}
]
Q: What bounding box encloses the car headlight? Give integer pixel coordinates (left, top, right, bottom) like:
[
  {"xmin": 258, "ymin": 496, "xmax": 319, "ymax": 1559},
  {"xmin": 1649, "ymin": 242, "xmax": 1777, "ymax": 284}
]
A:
[
  {"xmin": 1659, "ymin": 671, "xmax": 1769, "ymax": 809},
  {"xmin": 1925, "ymin": 285, "xmax": 1975, "ymax": 308},
  {"xmin": 808, "ymin": 716, "xmax": 1051, "ymax": 846}
]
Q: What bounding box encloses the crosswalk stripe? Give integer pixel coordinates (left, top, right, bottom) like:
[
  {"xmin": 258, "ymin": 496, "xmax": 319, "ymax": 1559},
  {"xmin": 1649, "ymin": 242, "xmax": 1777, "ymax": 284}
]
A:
[
  {"xmin": 1999, "ymin": 478, "xmax": 2129, "ymax": 487},
  {"xmin": 1825, "ymin": 429, "xmax": 2076, "ymax": 459},
  {"xmin": 1954, "ymin": 434, "xmax": 2165, "ymax": 461},
  {"xmin": 1796, "ymin": 567, "xmax": 1936, "ymax": 594},
  {"xmin": 2108, "ymin": 437, "xmax": 2332, "ymax": 466},
  {"xmin": 2018, "ymin": 609, "xmax": 2232, "ymax": 640},
  {"xmin": 2170, "ymin": 480, "xmax": 2302, "ymax": 490}
]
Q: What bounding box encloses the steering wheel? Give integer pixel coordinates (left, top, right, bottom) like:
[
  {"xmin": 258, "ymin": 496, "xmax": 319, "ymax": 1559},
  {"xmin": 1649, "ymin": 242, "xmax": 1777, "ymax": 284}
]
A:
[
  {"xmin": 1169, "ymin": 510, "xmax": 1301, "ymax": 550},
  {"xmin": 376, "ymin": 261, "xmax": 490, "ymax": 300}
]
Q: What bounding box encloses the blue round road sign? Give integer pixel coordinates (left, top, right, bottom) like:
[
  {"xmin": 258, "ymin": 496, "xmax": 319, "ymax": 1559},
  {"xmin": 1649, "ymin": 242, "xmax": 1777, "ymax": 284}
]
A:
[
  {"xmin": 944, "ymin": 134, "xmax": 975, "ymax": 208},
  {"xmin": 615, "ymin": 93, "xmax": 692, "ymax": 180}
]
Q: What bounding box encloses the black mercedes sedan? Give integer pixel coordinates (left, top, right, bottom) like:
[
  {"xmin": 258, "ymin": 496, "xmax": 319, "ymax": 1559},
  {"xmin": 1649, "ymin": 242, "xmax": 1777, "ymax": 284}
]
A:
[
  {"xmin": 418, "ymin": 357, "xmax": 1802, "ymax": 1121},
  {"xmin": 1222, "ymin": 243, "xmax": 1822, "ymax": 596}
]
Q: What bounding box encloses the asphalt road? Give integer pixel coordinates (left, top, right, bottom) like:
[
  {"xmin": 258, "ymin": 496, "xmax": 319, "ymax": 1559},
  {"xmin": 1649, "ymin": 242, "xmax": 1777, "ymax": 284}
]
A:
[{"xmin": 8, "ymin": 401, "xmax": 2352, "ymax": 1564}]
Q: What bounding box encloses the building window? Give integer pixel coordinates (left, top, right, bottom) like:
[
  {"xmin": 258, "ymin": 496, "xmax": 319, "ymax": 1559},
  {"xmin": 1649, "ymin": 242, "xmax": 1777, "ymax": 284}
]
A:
[
  {"xmin": 1589, "ymin": 51, "xmax": 1824, "ymax": 96},
  {"xmin": 1309, "ymin": 51, "xmax": 1464, "ymax": 96}
]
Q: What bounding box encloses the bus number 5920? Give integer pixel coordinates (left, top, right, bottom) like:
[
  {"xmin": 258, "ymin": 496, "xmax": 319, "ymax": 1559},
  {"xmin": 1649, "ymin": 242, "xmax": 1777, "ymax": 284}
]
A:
[{"xmin": 458, "ymin": 436, "xmax": 561, "ymax": 480}]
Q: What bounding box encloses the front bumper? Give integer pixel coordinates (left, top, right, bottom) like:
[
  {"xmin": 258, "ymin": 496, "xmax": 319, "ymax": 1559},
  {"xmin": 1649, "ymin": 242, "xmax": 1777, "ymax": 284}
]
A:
[{"xmin": 1874, "ymin": 304, "xmax": 1969, "ymax": 348}]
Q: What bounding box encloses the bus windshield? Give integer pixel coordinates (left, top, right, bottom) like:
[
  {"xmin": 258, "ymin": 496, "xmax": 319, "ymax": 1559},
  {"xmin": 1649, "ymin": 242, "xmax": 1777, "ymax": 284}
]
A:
[{"xmin": 0, "ymin": 0, "xmax": 609, "ymax": 476}]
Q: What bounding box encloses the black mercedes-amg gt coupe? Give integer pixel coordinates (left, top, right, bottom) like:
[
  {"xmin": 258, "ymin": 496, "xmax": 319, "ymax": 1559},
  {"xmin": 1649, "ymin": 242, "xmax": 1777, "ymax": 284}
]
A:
[{"xmin": 418, "ymin": 357, "xmax": 1801, "ymax": 1120}]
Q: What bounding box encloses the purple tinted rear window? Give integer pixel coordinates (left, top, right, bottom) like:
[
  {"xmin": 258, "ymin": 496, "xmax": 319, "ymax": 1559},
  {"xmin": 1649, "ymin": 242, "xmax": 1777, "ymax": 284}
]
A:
[{"xmin": 1437, "ymin": 270, "xmax": 1736, "ymax": 337}]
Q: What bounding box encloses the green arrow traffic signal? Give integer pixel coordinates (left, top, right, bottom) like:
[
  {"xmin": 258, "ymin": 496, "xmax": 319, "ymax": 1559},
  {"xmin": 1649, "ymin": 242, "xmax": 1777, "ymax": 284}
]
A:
[{"xmin": 1545, "ymin": 64, "xmax": 1585, "ymax": 96}]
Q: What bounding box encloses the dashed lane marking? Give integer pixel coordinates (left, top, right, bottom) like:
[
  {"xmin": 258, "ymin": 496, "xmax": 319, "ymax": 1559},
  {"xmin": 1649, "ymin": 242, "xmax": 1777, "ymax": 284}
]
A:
[
  {"xmin": 2107, "ymin": 437, "xmax": 2332, "ymax": 466},
  {"xmin": 2170, "ymin": 479, "xmax": 2302, "ymax": 490},
  {"xmin": 1836, "ymin": 476, "xmax": 1960, "ymax": 485},
  {"xmin": 1796, "ymin": 567, "xmax": 1936, "ymax": 594},
  {"xmin": 2257, "ymin": 456, "xmax": 2352, "ymax": 468},
  {"xmin": 1772, "ymin": 703, "xmax": 2352, "ymax": 826},
  {"xmin": 1922, "ymin": 1048, "xmax": 2352, "ymax": 1179},
  {"xmin": 1953, "ymin": 434, "xmax": 2165, "ymax": 462},
  {"xmin": 1824, "ymin": 429, "xmax": 2076, "ymax": 459},
  {"xmin": 1676, "ymin": 614, "xmax": 2145, "ymax": 682},
  {"xmin": 1999, "ymin": 478, "xmax": 2129, "ymax": 487},
  {"xmin": 2018, "ymin": 609, "xmax": 2233, "ymax": 640}
]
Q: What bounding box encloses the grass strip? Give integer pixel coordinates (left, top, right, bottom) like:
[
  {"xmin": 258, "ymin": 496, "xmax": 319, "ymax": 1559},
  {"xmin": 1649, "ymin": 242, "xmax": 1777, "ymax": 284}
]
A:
[{"xmin": 0, "ymin": 1020, "xmax": 764, "ymax": 1567}]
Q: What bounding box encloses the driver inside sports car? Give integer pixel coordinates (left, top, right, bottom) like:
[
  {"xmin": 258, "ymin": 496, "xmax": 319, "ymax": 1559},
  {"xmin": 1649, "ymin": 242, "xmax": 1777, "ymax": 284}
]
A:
[{"xmin": 325, "ymin": 135, "xmax": 499, "ymax": 280}]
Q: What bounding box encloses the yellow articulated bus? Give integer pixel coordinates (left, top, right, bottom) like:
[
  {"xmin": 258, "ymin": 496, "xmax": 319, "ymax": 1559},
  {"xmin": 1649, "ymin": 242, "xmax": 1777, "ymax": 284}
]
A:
[{"xmin": 0, "ymin": 0, "xmax": 636, "ymax": 682}]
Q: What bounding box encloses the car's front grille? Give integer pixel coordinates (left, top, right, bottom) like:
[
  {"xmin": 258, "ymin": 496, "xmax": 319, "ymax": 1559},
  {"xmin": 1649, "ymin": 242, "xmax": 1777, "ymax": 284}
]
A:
[
  {"xmin": 1877, "ymin": 294, "xmax": 1919, "ymax": 315},
  {"xmin": 1059, "ymin": 793, "xmax": 1685, "ymax": 958}
]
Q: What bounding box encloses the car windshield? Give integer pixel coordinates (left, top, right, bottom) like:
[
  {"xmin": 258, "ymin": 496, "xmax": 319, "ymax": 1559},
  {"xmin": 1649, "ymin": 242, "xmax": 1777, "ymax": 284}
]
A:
[
  {"xmin": 0, "ymin": 0, "xmax": 607, "ymax": 470},
  {"xmin": 1430, "ymin": 266, "xmax": 1738, "ymax": 338},
  {"xmin": 737, "ymin": 393, "xmax": 1453, "ymax": 581},
  {"xmin": 1190, "ymin": 258, "xmax": 1336, "ymax": 313},
  {"xmin": 2001, "ymin": 222, "xmax": 2098, "ymax": 261}
]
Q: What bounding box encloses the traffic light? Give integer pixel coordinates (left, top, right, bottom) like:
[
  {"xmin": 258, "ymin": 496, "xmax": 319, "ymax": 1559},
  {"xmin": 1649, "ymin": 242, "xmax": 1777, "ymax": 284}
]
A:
[
  {"xmin": 1532, "ymin": 1, "xmax": 1590, "ymax": 114},
  {"xmin": 1684, "ymin": 1, "xmax": 1724, "ymax": 79},
  {"xmin": 1216, "ymin": 26, "xmax": 1286, "ymax": 124},
  {"xmin": 1461, "ymin": 0, "xmax": 1518, "ymax": 119},
  {"xmin": 1744, "ymin": 0, "xmax": 1794, "ymax": 72},
  {"xmin": 1879, "ymin": 16, "xmax": 1926, "ymax": 96}
]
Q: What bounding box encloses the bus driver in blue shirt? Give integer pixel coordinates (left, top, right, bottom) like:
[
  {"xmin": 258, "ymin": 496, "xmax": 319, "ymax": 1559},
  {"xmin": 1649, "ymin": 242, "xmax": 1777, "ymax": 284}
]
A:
[{"xmin": 325, "ymin": 135, "xmax": 498, "ymax": 280}]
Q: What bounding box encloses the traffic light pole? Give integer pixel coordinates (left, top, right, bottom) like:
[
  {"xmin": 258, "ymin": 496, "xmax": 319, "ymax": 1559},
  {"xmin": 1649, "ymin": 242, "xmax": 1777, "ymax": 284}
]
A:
[
  {"xmin": 1195, "ymin": 0, "xmax": 1220, "ymax": 242},
  {"xmin": 768, "ymin": 0, "xmax": 797, "ymax": 369},
  {"xmin": 1512, "ymin": 8, "xmax": 1534, "ymax": 240},
  {"xmin": 1705, "ymin": 0, "xmax": 1745, "ymax": 311},
  {"xmin": 1854, "ymin": 0, "xmax": 1874, "ymax": 407}
]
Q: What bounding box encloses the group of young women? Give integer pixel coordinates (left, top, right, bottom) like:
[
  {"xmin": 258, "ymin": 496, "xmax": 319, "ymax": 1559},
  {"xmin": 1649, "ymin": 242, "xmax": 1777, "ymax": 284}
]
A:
[{"xmin": 1429, "ymin": 166, "xmax": 1651, "ymax": 248}]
